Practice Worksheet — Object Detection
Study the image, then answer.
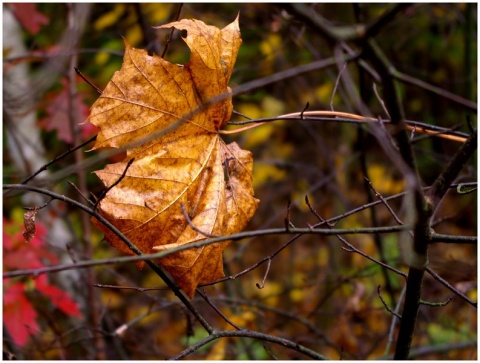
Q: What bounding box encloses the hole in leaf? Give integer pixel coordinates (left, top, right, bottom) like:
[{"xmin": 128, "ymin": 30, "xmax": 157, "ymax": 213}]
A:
[{"xmin": 180, "ymin": 29, "xmax": 188, "ymax": 38}]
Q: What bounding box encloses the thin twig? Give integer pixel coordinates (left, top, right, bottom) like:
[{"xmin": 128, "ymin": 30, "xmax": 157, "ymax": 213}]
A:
[
  {"xmin": 420, "ymin": 295, "xmax": 455, "ymax": 307},
  {"xmin": 68, "ymin": 181, "xmax": 95, "ymax": 206},
  {"xmin": 256, "ymin": 258, "xmax": 271, "ymax": 289},
  {"xmin": 305, "ymin": 201, "xmax": 407, "ymax": 278},
  {"xmin": 364, "ymin": 176, "xmax": 404, "ymax": 226},
  {"xmin": 160, "ymin": 3, "xmax": 183, "ymax": 59},
  {"xmin": 74, "ymin": 66, "xmax": 102, "ymax": 94},
  {"xmin": 222, "ymin": 110, "xmax": 468, "ymax": 143},
  {"xmin": 3, "ymin": 184, "xmax": 214, "ymax": 333},
  {"xmin": 393, "ymin": 70, "xmax": 477, "ymax": 112},
  {"xmin": 341, "ymin": 234, "xmax": 407, "ymax": 278},
  {"xmin": 427, "ymin": 130, "xmax": 478, "ymax": 209},
  {"xmin": 300, "ymin": 101, "xmax": 309, "ymax": 119},
  {"xmin": 170, "ymin": 328, "xmax": 328, "ymax": 360},
  {"xmin": 384, "ymin": 284, "xmax": 406, "ymax": 358},
  {"xmin": 92, "ymin": 283, "xmax": 170, "ymax": 292},
  {"xmin": 372, "ymin": 82, "xmax": 391, "ymax": 119},
  {"xmin": 47, "ymin": 52, "xmax": 360, "ymax": 187},
  {"xmin": 23, "ymin": 200, "xmax": 51, "ymax": 211},
  {"xmin": 232, "ymin": 109, "xmax": 253, "ymax": 120},
  {"xmin": 197, "ymin": 289, "xmax": 242, "ymax": 331},
  {"xmin": 208, "ymin": 190, "xmax": 414, "ymax": 287},
  {"xmin": 180, "ymin": 202, "xmax": 217, "ymax": 238},
  {"xmin": 9, "ymin": 135, "xmax": 97, "ymax": 188},
  {"xmin": 215, "ymin": 295, "xmax": 335, "ymax": 347},
  {"xmin": 284, "ymin": 199, "xmax": 294, "ymax": 231},
  {"xmin": 382, "ymin": 341, "xmax": 477, "ymax": 360},
  {"xmin": 305, "ymin": 195, "xmax": 333, "ymax": 226},
  {"xmin": 3, "ymin": 185, "xmax": 413, "ymax": 279},
  {"xmin": 93, "ymin": 158, "xmax": 135, "ymax": 212},
  {"xmin": 225, "ymin": 113, "xmax": 469, "ymax": 142},
  {"xmin": 365, "ymin": 4, "xmax": 412, "ymax": 39},
  {"xmin": 425, "ymin": 266, "xmax": 476, "ymax": 307},
  {"xmin": 330, "ymin": 63, "xmax": 346, "ymax": 111},
  {"xmin": 377, "ymin": 285, "xmax": 402, "ymax": 319}
]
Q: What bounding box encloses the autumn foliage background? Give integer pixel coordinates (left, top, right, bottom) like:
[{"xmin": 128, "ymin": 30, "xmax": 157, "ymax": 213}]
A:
[{"xmin": 3, "ymin": 3, "xmax": 477, "ymax": 359}]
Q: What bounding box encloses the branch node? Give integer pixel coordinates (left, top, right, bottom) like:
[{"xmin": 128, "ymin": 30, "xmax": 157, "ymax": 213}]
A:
[
  {"xmin": 378, "ymin": 285, "xmax": 402, "ymax": 319},
  {"xmin": 23, "ymin": 199, "xmax": 52, "ymax": 211},
  {"xmin": 300, "ymin": 101, "xmax": 309, "ymax": 119},
  {"xmin": 419, "ymin": 295, "xmax": 455, "ymax": 307}
]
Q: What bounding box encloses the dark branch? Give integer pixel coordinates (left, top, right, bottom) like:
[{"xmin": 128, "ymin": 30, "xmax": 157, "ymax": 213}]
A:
[
  {"xmin": 427, "ymin": 130, "xmax": 477, "ymax": 209},
  {"xmin": 430, "ymin": 233, "xmax": 477, "ymax": 244}
]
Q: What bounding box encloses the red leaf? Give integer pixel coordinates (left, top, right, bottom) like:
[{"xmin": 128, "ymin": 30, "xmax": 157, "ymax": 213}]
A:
[
  {"xmin": 3, "ymin": 218, "xmax": 55, "ymax": 270},
  {"xmin": 38, "ymin": 78, "xmax": 94, "ymax": 143},
  {"xmin": 3, "ymin": 282, "xmax": 39, "ymax": 347},
  {"xmin": 9, "ymin": 3, "xmax": 49, "ymax": 35},
  {"xmin": 36, "ymin": 283, "xmax": 82, "ymax": 317},
  {"xmin": 3, "ymin": 215, "xmax": 82, "ymax": 348}
]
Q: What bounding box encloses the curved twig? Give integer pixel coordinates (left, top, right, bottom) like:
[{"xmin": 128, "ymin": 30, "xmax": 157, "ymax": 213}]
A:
[{"xmin": 169, "ymin": 329, "xmax": 328, "ymax": 360}]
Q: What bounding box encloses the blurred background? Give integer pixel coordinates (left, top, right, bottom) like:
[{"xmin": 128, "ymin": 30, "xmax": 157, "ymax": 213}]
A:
[{"xmin": 3, "ymin": 3, "xmax": 477, "ymax": 359}]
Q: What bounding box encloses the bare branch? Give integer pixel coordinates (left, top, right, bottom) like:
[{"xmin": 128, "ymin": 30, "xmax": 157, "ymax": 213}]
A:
[
  {"xmin": 171, "ymin": 329, "xmax": 328, "ymax": 360},
  {"xmin": 430, "ymin": 233, "xmax": 476, "ymax": 244},
  {"xmin": 377, "ymin": 285, "xmax": 402, "ymax": 319},
  {"xmin": 427, "ymin": 130, "xmax": 477, "ymax": 210}
]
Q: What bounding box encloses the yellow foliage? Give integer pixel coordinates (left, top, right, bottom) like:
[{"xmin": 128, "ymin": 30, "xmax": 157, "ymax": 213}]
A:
[
  {"xmin": 291, "ymin": 179, "xmax": 314, "ymax": 212},
  {"xmin": 125, "ymin": 24, "xmax": 143, "ymax": 47},
  {"xmin": 94, "ymin": 51, "xmax": 110, "ymax": 66},
  {"xmin": 259, "ymin": 33, "xmax": 282, "ymax": 59},
  {"xmin": 94, "ymin": 4, "xmax": 126, "ymax": 31},
  {"xmin": 243, "ymin": 122, "xmax": 275, "ymax": 149},
  {"xmin": 206, "ymin": 338, "xmax": 227, "ymax": 360},
  {"xmin": 409, "ymin": 98, "xmax": 422, "ymax": 113},
  {"xmin": 367, "ymin": 163, "xmax": 405, "ymax": 195},
  {"xmin": 259, "ymin": 281, "xmax": 283, "ymax": 306},
  {"xmin": 315, "ymin": 83, "xmax": 335, "ymax": 104},
  {"xmin": 100, "ymin": 288, "xmax": 123, "ymax": 308},
  {"xmin": 274, "ymin": 141, "xmax": 293, "ymax": 158},
  {"xmin": 235, "ymin": 102, "xmax": 262, "ymax": 120},
  {"xmin": 229, "ymin": 310, "xmax": 256, "ymax": 328},
  {"xmin": 467, "ymin": 288, "xmax": 477, "ymax": 301},
  {"xmin": 316, "ymin": 246, "xmax": 330, "ymax": 268},
  {"xmin": 253, "ymin": 163, "xmax": 286, "ymax": 189},
  {"xmin": 261, "ymin": 95, "xmax": 285, "ymax": 117},
  {"xmin": 9, "ymin": 207, "xmax": 24, "ymax": 225},
  {"xmin": 289, "ymin": 288, "xmax": 305, "ymax": 302},
  {"xmin": 142, "ymin": 3, "xmax": 173, "ymax": 24},
  {"xmin": 205, "ymin": 310, "xmax": 256, "ymax": 359},
  {"xmin": 351, "ymin": 235, "xmax": 376, "ymax": 269}
]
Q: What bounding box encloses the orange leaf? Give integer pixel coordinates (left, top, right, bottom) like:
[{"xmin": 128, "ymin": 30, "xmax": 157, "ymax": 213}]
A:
[{"xmin": 86, "ymin": 16, "xmax": 259, "ymax": 298}]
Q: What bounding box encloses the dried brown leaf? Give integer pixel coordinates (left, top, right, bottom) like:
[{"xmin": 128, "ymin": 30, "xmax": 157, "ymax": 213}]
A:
[
  {"xmin": 85, "ymin": 16, "xmax": 259, "ymax": 297},
  {"xmin": 23, "ymin": 209, "xmax": 38, "ymax": 243}
]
